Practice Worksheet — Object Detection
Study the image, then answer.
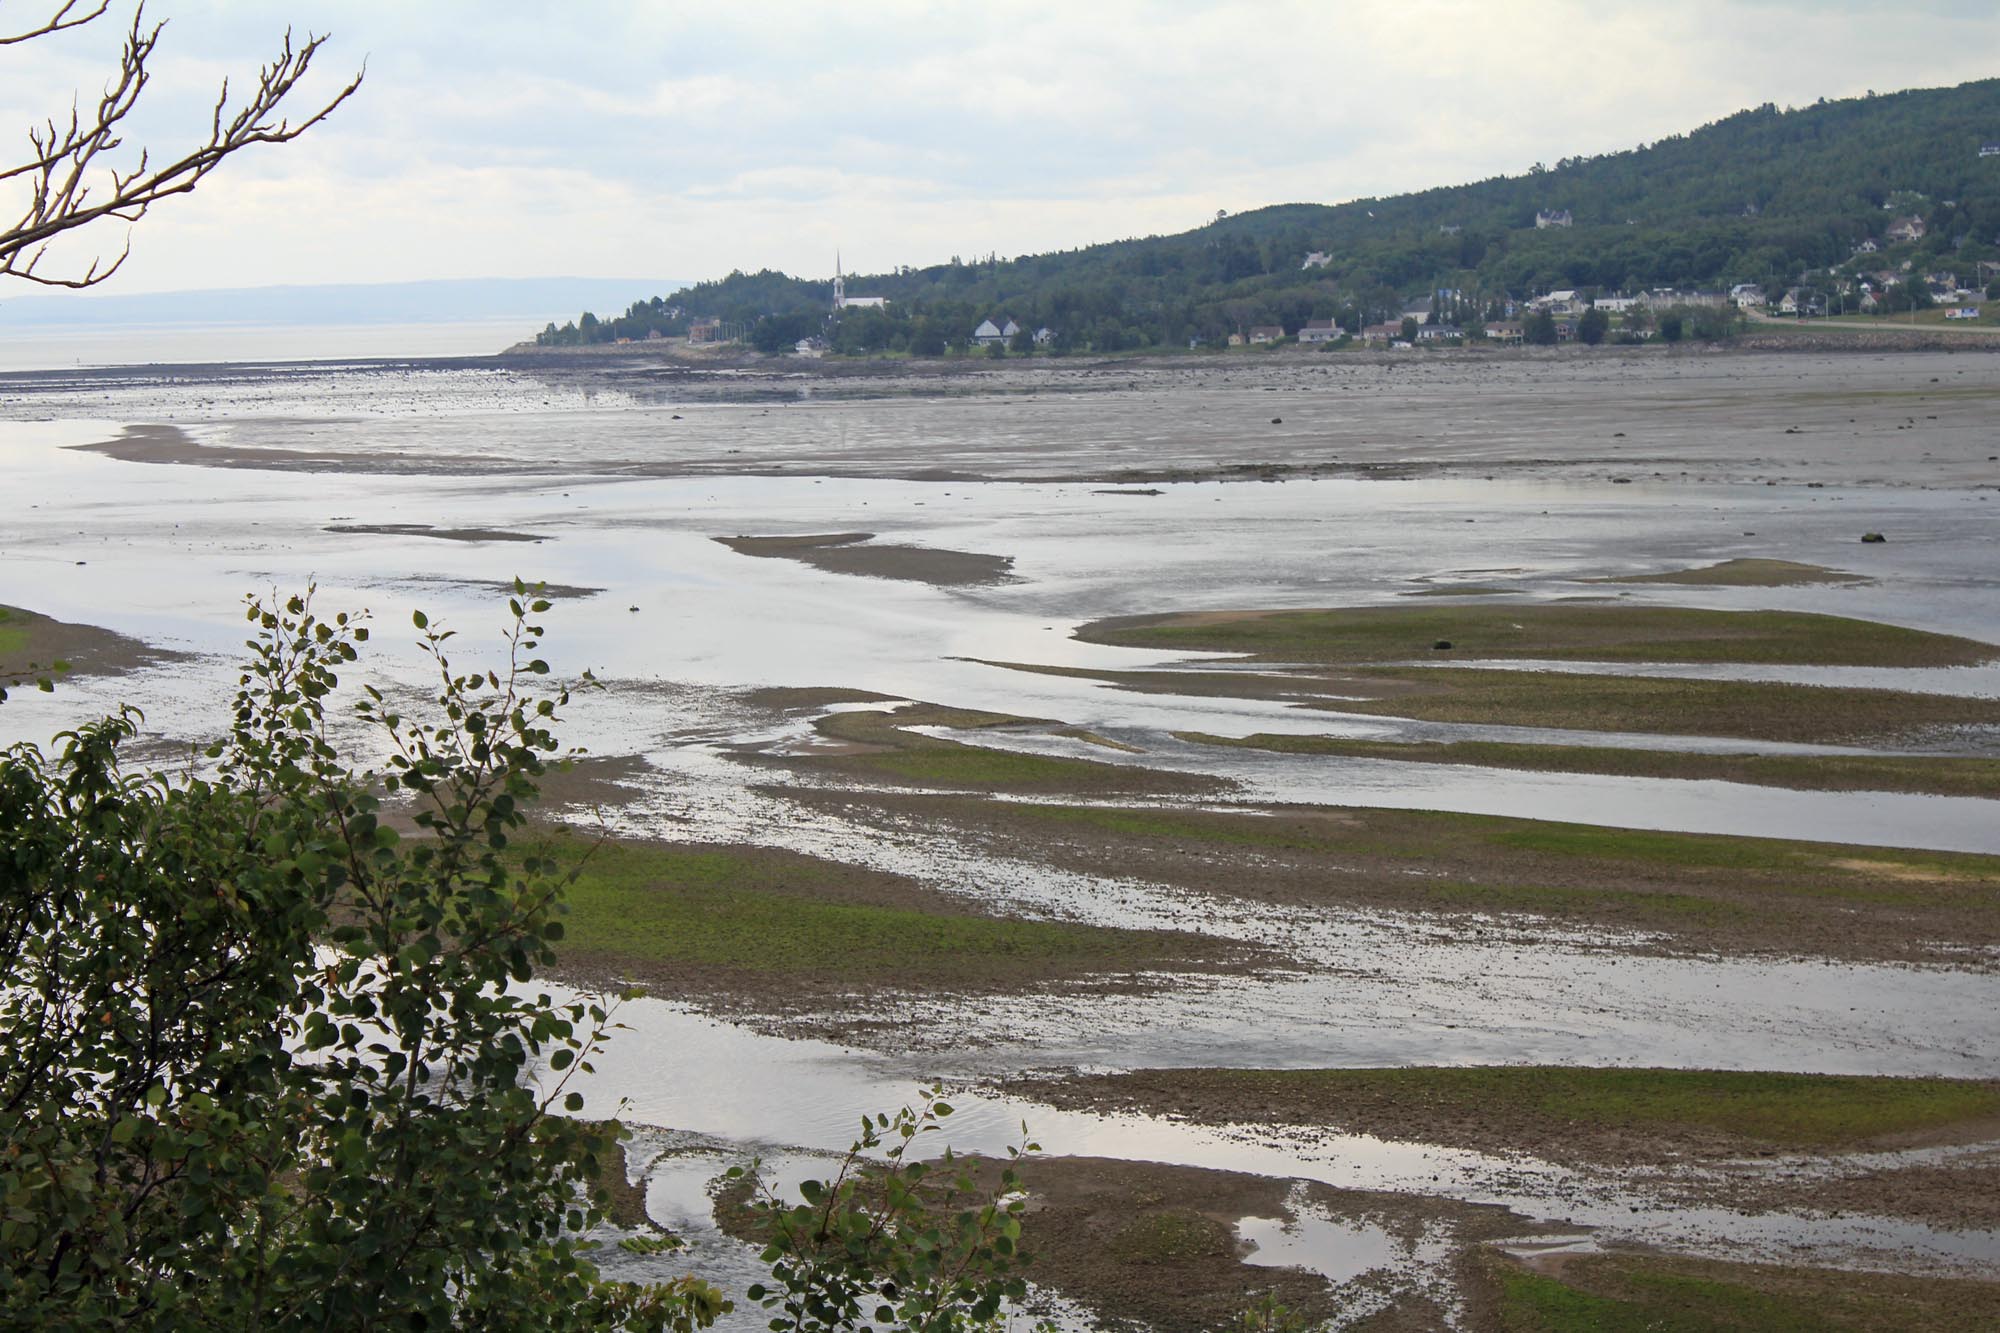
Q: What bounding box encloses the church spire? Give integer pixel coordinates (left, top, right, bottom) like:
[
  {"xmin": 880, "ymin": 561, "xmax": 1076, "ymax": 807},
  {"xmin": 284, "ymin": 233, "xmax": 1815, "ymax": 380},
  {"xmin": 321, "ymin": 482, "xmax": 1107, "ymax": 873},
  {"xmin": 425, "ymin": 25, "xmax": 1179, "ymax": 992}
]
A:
[{"xmin": 833, "ymin": 251, "xmax": 844, "ymax": 311}]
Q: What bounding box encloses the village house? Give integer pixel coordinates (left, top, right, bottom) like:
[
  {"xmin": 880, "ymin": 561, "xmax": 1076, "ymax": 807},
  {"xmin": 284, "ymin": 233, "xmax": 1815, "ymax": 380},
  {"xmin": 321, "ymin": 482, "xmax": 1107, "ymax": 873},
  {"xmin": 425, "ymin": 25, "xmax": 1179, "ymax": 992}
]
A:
[
  {"xmin": 1247, "ymin": 325, "xmax": 1285, "ymax": 344},
  {"xmin": 1358, "ymin": 322, "xmax": 1400, "ymax": 343},
  {"xmin": 1532, "ymin": 289, "xmax": 1585, "ymax": 316},
  {"xmin": 1853, "ymin": 237, "xmax": 1881, "ymax": 254},
  {"xmin": 1414, "ymin": 324, "xmax": 1464, "ymax": 343},
  {"xmin": 1591, "ymin": 294, "xmax": 1640, "ymax": 314},
  {"xmin": 1535, "ymin": 209, "xmax": 1573, "ymax": 229},
  {"xmin": 1301, "ymin": 251, "xmax": 1333, "ymax": 269},
  {"xmin": 1033, "ymin": 326, "xmax": 1055, "ymax": 347},
  {"xmin": 1297, "ymin": 319, "xmax": 1343, "ymax": 344},
  {"xmin": 1859, "ymin": 290, "xmax": 1883, "ymax": 313},
  {"xmin": 1729, "ymin": 283, "xmax": 1767, "ymax": 308},
  {"xmin": 1484, "ymin": 322, "xmax": 1525, "ymax": 345},
  {"xmin": 687, "ymin": 318, "xmax": 725, "ymax": 344},
  {"xmin": 1886, "ymin": 215, "xmax": 1927, "ymax": 242},
  {"xmin": 1981, "ymin": 143, "xmax": 2000, "ymax": 159},
  {"xmin": 972, "ymin": 317, "xmax": 1021, "ymax": 347}
]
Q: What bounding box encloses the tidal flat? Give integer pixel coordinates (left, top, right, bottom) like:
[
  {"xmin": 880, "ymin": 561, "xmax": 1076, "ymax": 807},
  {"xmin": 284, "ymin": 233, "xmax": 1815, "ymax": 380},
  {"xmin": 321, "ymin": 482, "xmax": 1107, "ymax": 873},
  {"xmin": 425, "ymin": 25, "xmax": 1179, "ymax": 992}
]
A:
[{"xmin": 4, "ymin": 347, "xmax": 2000, "ymax": 1328}]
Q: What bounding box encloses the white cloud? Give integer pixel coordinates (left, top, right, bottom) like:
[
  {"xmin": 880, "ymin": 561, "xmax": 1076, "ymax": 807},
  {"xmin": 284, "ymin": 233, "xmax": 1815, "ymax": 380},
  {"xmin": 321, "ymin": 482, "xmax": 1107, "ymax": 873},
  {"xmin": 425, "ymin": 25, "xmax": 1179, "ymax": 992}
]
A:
[{"xmin": 3, "ymin": 1, "xmax": 1998, "ymax": 294}]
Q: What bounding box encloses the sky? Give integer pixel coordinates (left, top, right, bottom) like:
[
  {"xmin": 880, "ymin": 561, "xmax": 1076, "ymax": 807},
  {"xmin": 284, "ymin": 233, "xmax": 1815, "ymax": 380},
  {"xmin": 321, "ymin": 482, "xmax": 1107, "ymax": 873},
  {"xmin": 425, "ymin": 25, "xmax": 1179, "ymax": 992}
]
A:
[{"xmin": 5, "ymin": 0, "xmax": 2000, "ymax": 297}]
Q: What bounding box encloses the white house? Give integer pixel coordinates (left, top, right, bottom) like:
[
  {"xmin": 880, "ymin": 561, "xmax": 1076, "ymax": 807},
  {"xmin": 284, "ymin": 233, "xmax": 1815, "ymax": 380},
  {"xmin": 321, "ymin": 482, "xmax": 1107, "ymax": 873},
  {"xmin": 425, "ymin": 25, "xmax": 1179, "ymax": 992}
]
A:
[
  {"xmin": 1414, "ymin": 324, "xmax": 1464, "ymax": 342},
  {"xmin": 1033, "ymin": 326, "xmax": 1055, "ymax": 346},
  {"xmin": 1535, "ymin": 209, "xmax": 1573, "ymax": 229},
  {"xmin": 972, "ymin": 318, "xmax": 1018, "ymax": 347},
  {"xmin": 1981, "ymin": 143, "xmax": 2000, "ymax": 158},
  {"xmin": 1533, "ymin": 290, "xmax": 1585, "ymax": 316},
  {"xmin": 1301, "ymin": 251, "xmax": 1333, "ymax": 269},
  {"xmin": 1853, "ymin": 238, "xmax": 1880, "ymax": 254},
  {"xmin": 1592, "ymin": 294, "xmax": 1639, "ymax": 313},
  {"xmin": 1886, "ymin": 215, "xmax": 1927, "ymax": 243},
  {"xmin": 1247, "ymin": 325, "xmax": 1285, "ymax": 344},
  {"xmin": 1729, "ymin": 283, "xmax": 1767, "ymax": 308},
  {"xmin": 1297, "ymin": 319, "xmax": 1342, "ymax": 344}
]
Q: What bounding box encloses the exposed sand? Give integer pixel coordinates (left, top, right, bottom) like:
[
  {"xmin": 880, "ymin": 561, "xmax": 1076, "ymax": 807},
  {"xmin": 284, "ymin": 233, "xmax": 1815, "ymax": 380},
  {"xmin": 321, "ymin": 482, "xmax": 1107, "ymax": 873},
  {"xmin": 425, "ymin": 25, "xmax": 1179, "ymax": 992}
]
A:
[
  {"xmin": 714, "ymin": 532, "xmax": 1016, "ymax": 586},
  {"xmin": 325, "ymin": 522, "xmax": 544, "ymax": 543}
]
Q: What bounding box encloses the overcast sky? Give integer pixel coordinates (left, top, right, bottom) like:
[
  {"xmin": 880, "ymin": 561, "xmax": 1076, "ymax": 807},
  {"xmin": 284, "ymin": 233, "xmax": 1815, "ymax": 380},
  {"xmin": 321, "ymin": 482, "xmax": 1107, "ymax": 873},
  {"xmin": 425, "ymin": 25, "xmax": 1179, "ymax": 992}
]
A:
[{"xmin": 7, "ymin": 1, "xmax": 2000, "ymax": 296}]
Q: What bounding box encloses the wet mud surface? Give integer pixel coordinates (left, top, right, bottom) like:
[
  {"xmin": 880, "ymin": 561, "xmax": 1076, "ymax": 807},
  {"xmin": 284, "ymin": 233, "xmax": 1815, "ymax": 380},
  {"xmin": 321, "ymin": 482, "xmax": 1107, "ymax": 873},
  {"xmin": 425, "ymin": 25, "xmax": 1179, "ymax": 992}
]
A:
[{"xmin": 714, "ymin": 531, "xmax": 1016, "ymax": 586}]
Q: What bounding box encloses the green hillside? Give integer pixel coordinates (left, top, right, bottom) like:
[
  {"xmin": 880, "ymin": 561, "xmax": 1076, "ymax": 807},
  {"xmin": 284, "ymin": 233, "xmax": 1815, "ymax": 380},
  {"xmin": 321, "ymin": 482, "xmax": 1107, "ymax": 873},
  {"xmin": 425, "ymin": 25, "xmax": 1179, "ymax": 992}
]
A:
[{"xmin": 538, "ymin": 79, "xmax": 2000, "ymax": 353}]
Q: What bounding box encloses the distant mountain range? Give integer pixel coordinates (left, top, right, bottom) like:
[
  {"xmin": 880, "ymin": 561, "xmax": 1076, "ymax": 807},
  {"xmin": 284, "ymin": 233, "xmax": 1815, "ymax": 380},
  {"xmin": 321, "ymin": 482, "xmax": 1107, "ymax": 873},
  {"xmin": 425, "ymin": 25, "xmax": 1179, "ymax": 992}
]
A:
[
  {"xmin": 0, "ymin": 277, "xmax": 687, "ymax": 329},
  {"xmin": 536, "ymin": 77, "xmax": 2000, "ymax": 352}
]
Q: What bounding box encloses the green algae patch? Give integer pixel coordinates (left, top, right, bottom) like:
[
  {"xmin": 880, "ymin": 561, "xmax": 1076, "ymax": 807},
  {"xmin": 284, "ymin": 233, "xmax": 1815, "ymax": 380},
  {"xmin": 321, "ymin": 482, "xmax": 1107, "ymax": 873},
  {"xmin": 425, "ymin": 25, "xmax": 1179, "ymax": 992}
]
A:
[
  {"xmin": 808, "ymin": 793, "xmax": 2000, "ymax": 966},
  {"xmin": 1318, "ymin": 668, "xmax": 2000, "ymax": 745},
  {"xmin": 1177, "ymin": 733, "xmax": 2000, "ymax": 799},
  {"xmin": 0, "ymin": 607, "xmax": 27, "ymax": 661},
  {"xmin": 530, "ymin": 832, "xmax": 1241, "ymax": 994},
  {"xmin": 1104, "ymin": 1210, "xmax": 1235, "ymax": 1264},
  {"xmin": 1590, "ymin": 558, "xmax": 1869, "ymax": 587},
  {"xmin": 1487, "ymin": 1251, "xmax": 2000, "ymax": 1333},
  {"xmin": 1014, "ymin": 1066, "xmax": 2000, "ymax": 1162},
  {"xmin": 1076, "ymin": 603, "xmax": 1995, "ymax": 669}
]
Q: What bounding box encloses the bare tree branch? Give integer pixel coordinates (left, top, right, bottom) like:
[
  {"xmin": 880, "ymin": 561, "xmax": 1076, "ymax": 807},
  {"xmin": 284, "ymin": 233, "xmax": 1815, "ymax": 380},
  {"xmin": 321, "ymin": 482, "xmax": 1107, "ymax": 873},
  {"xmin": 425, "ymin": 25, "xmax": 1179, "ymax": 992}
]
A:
[
  {"xmin": 0, "ymin": 1, "xmax": 111, "ymax": 46},
  {"xmin": 0, "ymin": 3, "xmax": 363, "ymax": 288}
]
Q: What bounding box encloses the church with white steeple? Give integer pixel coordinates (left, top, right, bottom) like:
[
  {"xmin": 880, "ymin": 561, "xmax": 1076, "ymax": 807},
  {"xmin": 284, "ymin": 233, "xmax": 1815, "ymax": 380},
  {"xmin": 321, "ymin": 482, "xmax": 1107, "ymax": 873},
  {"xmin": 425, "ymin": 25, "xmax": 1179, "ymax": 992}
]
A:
[{"xmin": 832, "ymin": 253, "xmax": 888, "ymax": 311}]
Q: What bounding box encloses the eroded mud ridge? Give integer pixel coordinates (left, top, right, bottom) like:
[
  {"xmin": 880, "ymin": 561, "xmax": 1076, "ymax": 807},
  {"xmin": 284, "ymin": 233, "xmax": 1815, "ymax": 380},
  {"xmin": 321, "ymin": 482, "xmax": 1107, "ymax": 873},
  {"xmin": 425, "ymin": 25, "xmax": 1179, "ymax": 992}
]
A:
[{"xmin": 4, "ymin": 349, "xmax": 2000, "ymax": 1328}]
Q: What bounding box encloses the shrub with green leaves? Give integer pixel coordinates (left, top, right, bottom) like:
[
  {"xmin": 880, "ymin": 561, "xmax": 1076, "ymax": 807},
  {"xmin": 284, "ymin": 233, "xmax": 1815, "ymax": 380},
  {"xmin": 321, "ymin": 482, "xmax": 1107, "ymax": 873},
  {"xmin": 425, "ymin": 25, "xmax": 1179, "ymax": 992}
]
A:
[
  {"xmin": 0, "ymin": 585, "xmax": 726, "ymax": 1331},
  {"xmin": 736, "ymin": 1088, "xmax": 1049, "ymax": 1333}
]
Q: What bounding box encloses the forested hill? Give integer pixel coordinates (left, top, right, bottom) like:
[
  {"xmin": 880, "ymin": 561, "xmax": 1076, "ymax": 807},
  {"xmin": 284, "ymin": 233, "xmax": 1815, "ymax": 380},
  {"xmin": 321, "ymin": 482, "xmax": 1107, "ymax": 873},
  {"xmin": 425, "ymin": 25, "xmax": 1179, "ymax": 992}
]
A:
[{"xmin": 538, "ymin": 78, "xmax": 2000, "ymax": 352}]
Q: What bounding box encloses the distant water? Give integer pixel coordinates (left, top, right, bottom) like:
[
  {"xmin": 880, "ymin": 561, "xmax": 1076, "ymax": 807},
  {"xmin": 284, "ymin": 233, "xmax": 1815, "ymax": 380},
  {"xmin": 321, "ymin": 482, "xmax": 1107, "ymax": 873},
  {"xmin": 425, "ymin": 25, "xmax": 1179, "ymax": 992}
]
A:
[{"xmin": 0, "ymin": 318, "xmax": 529, "ymax": 371}]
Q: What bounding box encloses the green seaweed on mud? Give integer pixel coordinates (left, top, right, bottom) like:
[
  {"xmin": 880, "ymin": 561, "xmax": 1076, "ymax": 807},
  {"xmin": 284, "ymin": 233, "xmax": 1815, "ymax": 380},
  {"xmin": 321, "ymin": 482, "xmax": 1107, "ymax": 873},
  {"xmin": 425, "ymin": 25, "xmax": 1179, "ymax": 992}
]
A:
[
  {"xmin": 1078, "ymin": 603, "xmax": 1996, "ymax": 669},
  {"xmin": 1312, "ymin": 668, "xmax": 2000, "ymax": 745},
  {"xmin": 1168, "ymin": 1067, "xmax": 2000, "ymax": 1148},
  {"xmin": 1177, "ymin": 733, "xmax": 2000, "ymax": 800},
  {"xmin": 1490, "ymin": 1252, "xmax": 2000, "ymax": 1332},
  {"xmin": 527, "ymin": 832, "xmax": 1214, "ymax": 987}
]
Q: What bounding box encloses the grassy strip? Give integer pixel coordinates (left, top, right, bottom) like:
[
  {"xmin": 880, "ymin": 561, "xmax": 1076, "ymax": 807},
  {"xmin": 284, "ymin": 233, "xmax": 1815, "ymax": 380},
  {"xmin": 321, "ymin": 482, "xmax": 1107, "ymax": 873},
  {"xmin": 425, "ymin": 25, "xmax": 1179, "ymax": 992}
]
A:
[
  {"xmin": 880, "ymin": 796, "xmax": 2000, "ymax": 962},
  {"xmin": 996, "ymin": 799, "xmax": 1999, "ymax": 887},
  {"xmin": 1589, "ymin": 558, "xmax": 1867, "ymax": 587},
  {"xmin": 0, "ymin": 607, "xmax": 24, "ymax": 660},
  {"xmin": 1179, "ymin": 732, "xmax": 2000, "ymax": 799},
  {"xmin": 1489, "ymin": 1252, "xmax": 2000, "ymax": 1332},
  {"xmin": 1321, "ymin": 667, "xmax": 2000, "ymax": 745},
  {"xmin": 1076, "ymin": 603, "xmax": 1996, "ymax": 668},
  {"xmin": 533, "ymin": 832, "xmax": 1226, "ymax": 990},
  {"xmin": 981, "ymin": 657, "xmax": 2000, "ymax": 745},
  {"xmin": 1169, "ymin": 1067, "xmax": 2000, "ymax": 1149},
  {"xmin": 1013, "ymin": 1066, "xmax": 2000, "ymax": 1168},
  {"xmin": 789, "ymin": 704, "xmax": 1227, "ymax": 795}
]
